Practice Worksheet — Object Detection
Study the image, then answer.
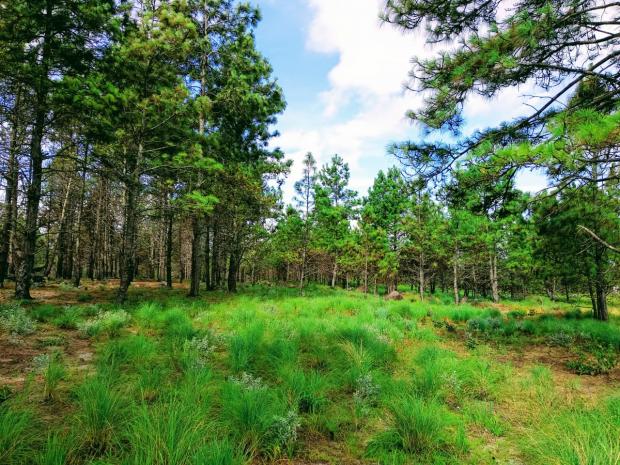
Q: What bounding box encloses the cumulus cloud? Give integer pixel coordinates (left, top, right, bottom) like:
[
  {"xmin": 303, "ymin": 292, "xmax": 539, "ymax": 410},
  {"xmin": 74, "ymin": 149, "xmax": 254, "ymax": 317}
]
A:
[{"xmin": 273, "ymin": 0, "xmax": 547, "ymax": 200}]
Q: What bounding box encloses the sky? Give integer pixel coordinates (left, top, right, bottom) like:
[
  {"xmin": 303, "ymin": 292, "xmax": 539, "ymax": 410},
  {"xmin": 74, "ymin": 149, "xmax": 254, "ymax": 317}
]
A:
[{"xmin": 252, "ymin": 0, "xmax": 549, "ymax": 202}]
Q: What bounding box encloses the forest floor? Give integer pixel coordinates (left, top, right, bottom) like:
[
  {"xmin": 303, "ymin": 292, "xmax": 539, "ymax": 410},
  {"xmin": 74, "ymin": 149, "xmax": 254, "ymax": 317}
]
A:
[{"xmin": 1, "ymin": 281, "xmax": 619, "ymax": 465}]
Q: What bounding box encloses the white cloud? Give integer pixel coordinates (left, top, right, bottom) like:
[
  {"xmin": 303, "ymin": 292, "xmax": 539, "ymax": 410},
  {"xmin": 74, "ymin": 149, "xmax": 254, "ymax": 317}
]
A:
[
  {"xmin": 275, "ymin": 0, "xmax": 431, "ymax": 200},
  {"xmin": 273, "ymin": 0, "xmax": 549, "ymax": 201}
]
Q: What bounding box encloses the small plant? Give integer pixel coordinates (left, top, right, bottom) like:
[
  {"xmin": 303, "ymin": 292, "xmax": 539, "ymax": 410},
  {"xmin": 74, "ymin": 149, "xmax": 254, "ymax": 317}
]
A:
[
  {"xmin": 546, "ymin": 331, "xmax": 574, "ymax": 347},
  {"xmin": 353, "ymin": 372, "xmax": 380, "ymax": 405},
  {"xmin": 78, "ymin": 310, "xmax": 130, "ymax": 339},
  {"xmin": 36, "ymin": 335, "xmax": 66, "ymax": 348},
  {"xmin": 567, "ymin": 343, "xmax": 618, "ymax": 375},
  {"xmin": 507, "ymin": 309, "xmax": 526, "ymax": 319},
  {"xmin": 269, "ymin": 410, "xmax": 301, "ymax": 455},
  {"xmin": 0, "ymin": 303, "xmax": 36, "ymax": 336},
  {"xmin": 52, "ymin": 307, "xmax": 80, "ymax": 330},
  {"xmin": 230, "ymin": 372, "xmax": 265, "ymax": 390},
  {"xmin": 182, "ymin": 334, "xmax": 216, "ymax": 368}
]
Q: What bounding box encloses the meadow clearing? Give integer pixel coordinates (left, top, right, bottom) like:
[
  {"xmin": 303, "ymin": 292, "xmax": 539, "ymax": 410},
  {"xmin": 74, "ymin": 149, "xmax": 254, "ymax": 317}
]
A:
[{"xmin": 1, "ymin": 282, "xmax": 619, "ymax": 465}]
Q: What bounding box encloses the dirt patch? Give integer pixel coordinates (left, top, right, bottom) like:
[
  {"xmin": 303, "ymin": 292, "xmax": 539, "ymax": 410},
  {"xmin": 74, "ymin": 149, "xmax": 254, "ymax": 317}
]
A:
[{"xmin": 0, "ymin": 326, "xmax": 94, "ymax": 391}]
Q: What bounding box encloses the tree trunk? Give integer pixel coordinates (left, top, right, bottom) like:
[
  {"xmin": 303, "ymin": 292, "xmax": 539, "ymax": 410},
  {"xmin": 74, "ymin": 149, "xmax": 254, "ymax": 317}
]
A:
[
  {"xmin": 72, "ymin": 148, "xmax": 88, "ymax": 287},
  {"xmin": 204, "ymin": 221, "xmax": 211, "ymax": 289},
  {"xmin": 165, "ymin": 200, "xmax": 173, "ymax": 288},
  {"xmin": 227, "ymin": 250, "xmax": 241, "ymax": 293},
  {"xmin": 188, "ymin": 214, "xmax": 203, "ymax": 297},
  {"xmin": 116, "ymin": 144, "xmax": 141, "ymax": 304},
  {"xmin": 331, "ymin": 258, "xmax": 337, "ymax": 288},
  {"xmin": 0, "ymin": 88, "xmax": 21, "ymax": 288},
  {"xmin": 452, "ymin": 245, "xmax": 459, "ymax": 305},
  {"xmin": 15, "ymin": 93, "xmax": 47, "ymax": 299},
  {"xmin": 489, "ymin": 251, "xmax": 499, "ymax": 303}
]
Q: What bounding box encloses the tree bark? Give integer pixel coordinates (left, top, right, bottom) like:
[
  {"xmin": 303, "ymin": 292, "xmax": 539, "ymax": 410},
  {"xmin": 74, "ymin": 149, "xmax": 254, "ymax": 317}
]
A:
[{"xmin": 0, "ymin": 87, "xmax": 21, "ymax": 288}]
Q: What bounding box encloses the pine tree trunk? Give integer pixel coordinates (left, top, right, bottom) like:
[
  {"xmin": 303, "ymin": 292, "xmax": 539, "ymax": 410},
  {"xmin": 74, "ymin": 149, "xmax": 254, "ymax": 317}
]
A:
[
  {"xmin": 0, "ymin": 88, "xmax": 21, "ymax": 288},
  {"xmin": 452, "ymin": 245, "xmax": 459, "ymax": 305},
  {"xmin": 117, "ymin": 144, "xmax": 142, "ymax": 304},
  {"xmin": 165, "ymin": 201, "xmax": 173, "ymax": 288},
  {"xmin": 188, "ymin": 215, "xmax": 203, "ymax": 297},
  {"xmin": 15, "ymin": 93, "xmax": 47, "ymax": 299},
  {"xmin": 72, "ymin": 149, "xmax": 88, "ymax": 287}
]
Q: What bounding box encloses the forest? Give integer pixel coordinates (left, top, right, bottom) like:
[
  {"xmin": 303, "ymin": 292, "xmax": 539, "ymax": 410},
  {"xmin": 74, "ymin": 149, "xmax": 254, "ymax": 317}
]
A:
[{"xmin": 0, "ymin": 1, "xmax": 619, "ymax": 465}]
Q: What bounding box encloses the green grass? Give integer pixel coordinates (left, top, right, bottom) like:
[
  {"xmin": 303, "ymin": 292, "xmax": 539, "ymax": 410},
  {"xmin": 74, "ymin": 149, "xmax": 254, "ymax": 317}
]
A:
[{"xmin": 1, "ymin": 284, "xmax": 618, "ymax": 465}]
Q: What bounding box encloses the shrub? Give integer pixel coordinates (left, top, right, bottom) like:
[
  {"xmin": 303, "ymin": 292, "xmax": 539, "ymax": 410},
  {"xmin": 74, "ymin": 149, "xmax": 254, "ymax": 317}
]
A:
[{"xmin": 0, "ymin": 303, "xmax": 36, "ymax": 336}]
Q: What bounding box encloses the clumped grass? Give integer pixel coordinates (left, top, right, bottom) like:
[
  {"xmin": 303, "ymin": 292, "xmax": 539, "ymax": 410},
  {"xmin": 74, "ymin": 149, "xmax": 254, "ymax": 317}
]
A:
[
  {"xmin": 523, "ymin": 396, "xmax": 620, "ymax": 465},
  {"xmin": 41, "ymin": 351, "xmax": 66, "ymax": 401},
  {"xmin": 367, "ymin": 394, "xmax": 466, "ymax": 461},
  {"xmin": 0, "ymin": 404, "xmax": 36, "ymax": 465},
  {"xmin": 221, "ymin": 380, "xmax": 298, "ymax": 458},
  {"xmin": 125, "ymin": 398, "xmax": 211, "ymax": 465},
  {"xmin": 73, "ymin": 376, "xmax": 127, "ymax": 456}
]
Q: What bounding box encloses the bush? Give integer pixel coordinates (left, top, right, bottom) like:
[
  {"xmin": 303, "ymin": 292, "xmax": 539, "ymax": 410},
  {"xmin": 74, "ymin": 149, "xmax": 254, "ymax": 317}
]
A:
[{"xmin": 0, "ymin": 303, "xmax": 36, "ymax": 336}]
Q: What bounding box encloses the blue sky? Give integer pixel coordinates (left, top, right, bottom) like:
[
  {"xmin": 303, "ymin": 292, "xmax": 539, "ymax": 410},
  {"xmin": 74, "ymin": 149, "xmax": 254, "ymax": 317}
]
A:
[{"xmin": 252, "ymin": 0, "xmax": 548, "ymax": 202}]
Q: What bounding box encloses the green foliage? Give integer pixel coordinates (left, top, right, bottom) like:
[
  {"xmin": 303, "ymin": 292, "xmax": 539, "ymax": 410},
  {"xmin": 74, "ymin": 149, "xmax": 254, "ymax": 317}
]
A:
[
  {"xmin": 566, "ymin": 344, "xmax": 618, "ymax": 376},
  {"xmin": 0, "ymin": 303, "xmax": 36, "ymax": 335}
]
